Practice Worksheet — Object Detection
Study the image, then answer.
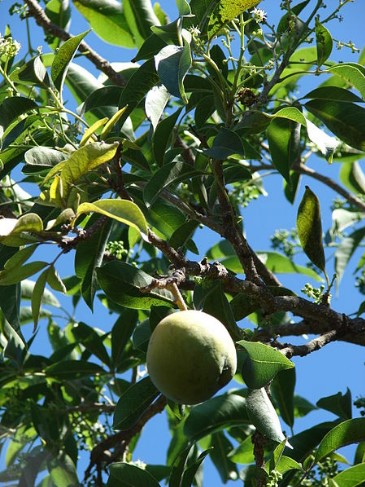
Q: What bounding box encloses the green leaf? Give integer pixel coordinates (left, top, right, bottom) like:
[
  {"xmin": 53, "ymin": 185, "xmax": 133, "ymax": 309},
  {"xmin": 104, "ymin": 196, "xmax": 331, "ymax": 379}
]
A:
[
  {"xmin": 43, "ymin": 142, "xmax": 119, "ymax": 203},
  {"xmin": 0, "ymin": 283, "xmax": 20, "ymax": 330},
  {"xmin": 45, "ymin": 360, "xmax": 105, "ymax": 379},
  {"xmin": 267, "ymin": 118, "xmax": 297, "ymax": 183},
  {"xmin": 144, "ymin": 160, "xmax": 200, "ymax": 207},
  {"xmin": 48, "ymin": 453, "xmax": 79, "ymax": 487},
  {"xmin": 331, "ymin": 463, "xmax": 365, "ymax": 487},
  {"xmin": 210, "ymin": 432, "xmax": 239, "ymax": 483},
  {"xmin": 118, "ymin": 58, "xmax": 160, "ymax": 124},
  {"xmin": 96, "ymin": 261, "xmax": 174, "ymax": 309},
  {"xmin": 335, "ymin": 226, "xmax": 365, "ymax": 284},
  {"xmin": 111, "ymin": 309, "xmax": 139, "ymax": 370},
  {"xmin": 317, "ymin": 389, "xmax": 352, "ymax": 420},
  {"xmin": 204, "ymin": 127, "xmax": 245, "ymax": 160},
  {"xmin": 76, "ymin": 199, "xmax": 148, "ymax": 235},
  {"xmin": 113, "ymin": 376, "xmax": 160, "ymax": 430},
  {"xmin": 145, "ymin": 85, "xmax": 170, "ymax": 130},
  {"xmin": 107, "ymin": 462, "xmax": 161, "ymax": 487},
  {"xmin": 25, "ymin": 146, "xmax": 67, "ymax": 168},
  {"xmin": 154, "ymin": 42, "xmax": 192, "ymax": 102},
  {"xmin": 184, "ymin": 392, "xmax": 249, "ymax": 441},
  {"xmin": 72, "ymin": 322, "xmax": 111, "ymax": 367},
  {"xmin": 305, "ymin": 99, "xmax": 365, "ymax": 151},
  {"xmin": 315, "ymin": 418, "xmax": 365, "ymax": 462},
  {"xmin": 0, "ymin": 213, "xmax": 44, "ymax": 247},
  {"xmin": 31, "ymin": 267, "xmax": 49, "ymax": 330},
  {"xmin": 303, "ymin": 86, "xmax": 365, "ymax": 104},
  {"xmin": 297, "ymin": 186, "xmax": 326, "ymax": 273},
  {"xmin": 22, "ymin": 279, "xmax": 60, "ymax": 307},
  {"xmin": 73, "ymin": 0, "xmax": 135, "ymax": 47},
  {"xmin": 123, "ymin": 0, "xmax": 161, "ymax": 48},
  {"xmin": 238, "ymin": 340, "xmax": 294, "ymax": 389},
  {"xmin": 169, "ymin": 445, "xmax": 210, "ymax": 487},
  {"xmin": 47, "ymin": 265, "xmax": 67, "ymax": 293},
  {"xmin": 271, "ymin": 368, "xmax": 296, "ymax": 428},
  {"xmin": 246, "ymin": 387, "xmax": 290, "ymax": 445},
  {"xmin": 0, "ymin": 261, "xmax": 48, "ymax": 286},
  {"xmin": 3, "ymin": 244, "xmax": 37, "ymax": 270},
  {"xmin": 51, "ymin": 31, "xmax": 89, "ymax": 93},
  {"xmin": 328, "ymin": 63, "xmax": 365, "ymax": 100},
  {"xmin": 152, "ymin": 107, "xmax": 183, "ymax": 165},
  {"xmin": 315, "ymin": 19, "xmax": 333, "ymax": 68},
  {"xmin": 0, "ymin": 97, "xmax": 38, "ymax": 132},
  {"xmin": 339, "ymin": 161, "xmax": 365, "ymax": 195}
]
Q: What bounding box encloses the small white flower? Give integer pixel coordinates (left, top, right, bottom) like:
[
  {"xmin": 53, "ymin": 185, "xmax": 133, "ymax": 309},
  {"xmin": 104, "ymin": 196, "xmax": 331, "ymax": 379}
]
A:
[{"xmin": 252, "ymin": 7, "xmax": 267, "ymax": 23}]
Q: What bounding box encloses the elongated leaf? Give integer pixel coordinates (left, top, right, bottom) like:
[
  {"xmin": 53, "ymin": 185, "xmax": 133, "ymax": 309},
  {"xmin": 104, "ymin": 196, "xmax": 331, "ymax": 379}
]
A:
[
  {"xmin": 152, "ymin": 107, "xmax": 183, "ymax": 165},
  {"xmin": 305, "ymin": 99, "xmax": 365, "ymax": 151},
  {"xmin": 335, "ymin": 226, "xmax": 365, "ymax": 284},
  {"xmin": 51, "ymin": 31, "xmax": 89, "ymax": 93},
  {"xmin": 107, "ymin": 462, "xmax": 161, "ymax": 487},
  {"xmin": 72, "ymin": 321, "xmax": 110, "ymax": 366},
  {"xmin": 97, "ymin": 261, "xmax": 174, "ymax": 309},
  {"xmin": 3, "ymin": 245, "xmax": 37, "ymax": 270},
  {"xmin": 297, "ymin": 186, "xmax": 326, "ymax": 273},
  {"xmin": 0, "ymin": 213, "xmax": 43, "ymax": 247},
  {"xmin": 304, "ymin": 86, "xmax": 365, "ymax": 104},
  {"xmin": 144, "ymin": 160, "xmax": 200, "ymax": 207},
  {"xmin": 210, "ymin": 432, "xmax": 239, "ymax": 483},
  {"xmin": 43, "ymin": 142, "xmax": 119, "ymax": 201},
  {"xmin": 123, "ymin": 0, "xmax": 161, "ymax": 48},
  {"xmin": 315, "ymin": 19, "xmax": 333, "ymax": 67},
  {"xmin": 184, "ymin": 392, "xmax": 249, "ymax": 441},
  {"xmin": 238, "ymin": 340, "xmax": 294, "ymax": 389},
  {"xmin": 111, "ymin": 309, "xmax": 139, "ymax": 370},
  {"xmin": 118, "ymin": 59, "xmax": 160, "ymax": 125},
  {"xmin": 339, "ymin": 161, "xmax": 365, "ymax": 195},
  {"xmin": 204, "ymin": 127, "xmax": 245, "ymax": 160},
  {"xmin": 31, "ymin": 268, "xmax": 49, "ymax": 330},
  {"xmin": 154, "ymin": 42, "xmax": 192, "ymax": 102},
  {"xmin": 315, "ymin": 418, "xmax": 365, "ymax": 462},
  {"xmin": 271, "ymin": 368, "xmax": 296, "ymax": 428},
  {"xmin": 76, "ymin": 199, "xmax": 148, "ymax": 235},
  {"xmin": 169, "ymin": 445, "xmax": 210, "ymax": 487},
  {"xmin": 328, "ymin": 63, "xmax": 365, "ymax": 100},
  {"xmin": 316, "ymin": 389, "xmax": 352, "ymax": 420},
  {"xmin": 73, "ymin": 0, "xmax": 134, "ymax": 47},
  {"xmin": 0, "ymin": 261, "xmax": 48, "ymax": 286},
  {"xmin": 113, "ymin": 377, "xmax": 160, "ymax": 430},
  {"xmin": 45, "ymin": 360, "xmax": 105, "ymax": 379},
  {"xmin": 331, "ymin": 463, "xmax": 365, "ymax": 487},
  {"xmin": 267, "ymin": 118, "xmax": 297, "ymax": 183},
  {"xmin": 246, "ymin": 387, "xmax": 290, "ymax": 446},
  {"xmin": 48, "ymin": 453, "xmax": 79, "ymax": 487},
  {"xmin": 0, "ymin": 97, "xmax": 38, "ymax": 133},
  {"xmin": 145, "ymin": 85, "xmax": 170, "ymax": 130}
]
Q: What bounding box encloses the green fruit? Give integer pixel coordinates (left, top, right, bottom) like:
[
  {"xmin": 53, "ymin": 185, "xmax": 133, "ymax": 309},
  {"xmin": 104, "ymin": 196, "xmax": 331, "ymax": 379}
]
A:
[{"xmin": 146, "ymin": 310, "xmax": 237, "ymax": 405}]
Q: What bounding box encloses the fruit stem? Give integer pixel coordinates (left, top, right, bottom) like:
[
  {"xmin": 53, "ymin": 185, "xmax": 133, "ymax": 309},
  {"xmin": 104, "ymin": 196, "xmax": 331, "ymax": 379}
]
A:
[{"xmin": 168, "ymin": 283, "xmax": 188, "ymax": 311}]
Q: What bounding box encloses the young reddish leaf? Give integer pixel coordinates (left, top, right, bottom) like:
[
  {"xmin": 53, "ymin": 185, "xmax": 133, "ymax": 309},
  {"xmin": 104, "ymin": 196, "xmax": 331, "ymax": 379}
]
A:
[{"xmin": 297, "ymin": 186, "xmax": 326, "ymax": 273}]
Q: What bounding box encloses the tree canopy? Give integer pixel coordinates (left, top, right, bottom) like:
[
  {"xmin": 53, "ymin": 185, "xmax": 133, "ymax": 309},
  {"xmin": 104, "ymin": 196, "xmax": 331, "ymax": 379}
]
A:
[{"xmin": 1, "ymin": 0, "xmax": 365, "ymax": 485}]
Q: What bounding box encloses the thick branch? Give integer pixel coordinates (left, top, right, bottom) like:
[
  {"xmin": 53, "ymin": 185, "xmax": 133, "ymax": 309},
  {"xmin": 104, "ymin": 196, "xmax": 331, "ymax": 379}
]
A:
[{"xmin": 24, "ymin": 0, "xmax": 127, "ymax": 87}]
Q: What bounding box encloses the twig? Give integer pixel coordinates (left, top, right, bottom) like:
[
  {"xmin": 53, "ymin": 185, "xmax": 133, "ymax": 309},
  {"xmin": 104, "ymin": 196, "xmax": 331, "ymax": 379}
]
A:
[
  {"xmin": 280, "ymin": 330, "xmax": 339, "ymax": 358},
  {"xmin": 24, "ymin": 0, "xmax": 127, "ymax": 87},
  {"xmin": 85, "ymin": 395, "xmax": 167, "ymax": 482}
]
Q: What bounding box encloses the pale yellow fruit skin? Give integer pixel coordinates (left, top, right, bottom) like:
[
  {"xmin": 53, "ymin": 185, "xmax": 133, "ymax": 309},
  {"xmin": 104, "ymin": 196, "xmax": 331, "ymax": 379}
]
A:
[{"xmin": 146, "ymin": 310, "xmax": 237, "ymax": 405}]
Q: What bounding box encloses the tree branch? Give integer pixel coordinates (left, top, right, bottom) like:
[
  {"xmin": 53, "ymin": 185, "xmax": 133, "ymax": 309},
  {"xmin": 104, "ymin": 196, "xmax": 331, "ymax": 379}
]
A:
[
  {"xmin": 85, "ymin": 395, "xmax": 167, "ymax": 481},
  {"xmin": 24, "ymin": 0, "xmax": 127, "ymax": 87},
  {"xmin": 296, "ymin": 163, "xmax": 365, "ymax": 212}
]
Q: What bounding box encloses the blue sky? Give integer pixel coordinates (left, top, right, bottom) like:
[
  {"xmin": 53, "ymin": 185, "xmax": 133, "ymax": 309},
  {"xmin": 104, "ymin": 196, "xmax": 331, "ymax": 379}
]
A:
[{"xmin": 1, "ymin": 0, "xmax": 365, "ymax": 485}]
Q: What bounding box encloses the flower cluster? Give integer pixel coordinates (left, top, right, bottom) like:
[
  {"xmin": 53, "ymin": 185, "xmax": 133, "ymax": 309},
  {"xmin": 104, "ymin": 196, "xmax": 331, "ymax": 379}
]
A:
[{"xmin": 0, "ymin": 33, "xmax": 21, "ymax": 59}]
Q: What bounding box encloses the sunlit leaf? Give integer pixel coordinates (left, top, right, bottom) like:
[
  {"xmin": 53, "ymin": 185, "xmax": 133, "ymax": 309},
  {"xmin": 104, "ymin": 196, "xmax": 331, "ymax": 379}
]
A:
[
  {"xmin": 208, "ymin": 0, "xmax": 261, "ymax": 38},
  {"xmin": 246, "ymin": 387, "xmax": 291, "ymax": 446},
  {"xmin": 315, "ymin": 19, "xmax": 333, "ymax": 68},
  {"xmin": 238, "ymin": 340, "xmax": 294, "ymax": 389},
  {"xmin": 315, "ymin": 418, "xmax": 365, "ymax": 462},
  {"xmin": 107, "ymin": 462, "xmax": 161, "ymax": 487},
  {"xmin": 76, "ymin": 199, "xmax": 148, "ymax": 235},
  {"xmin": 297, "ymin": 186, "xmax": 326, "ymax": 273}
]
